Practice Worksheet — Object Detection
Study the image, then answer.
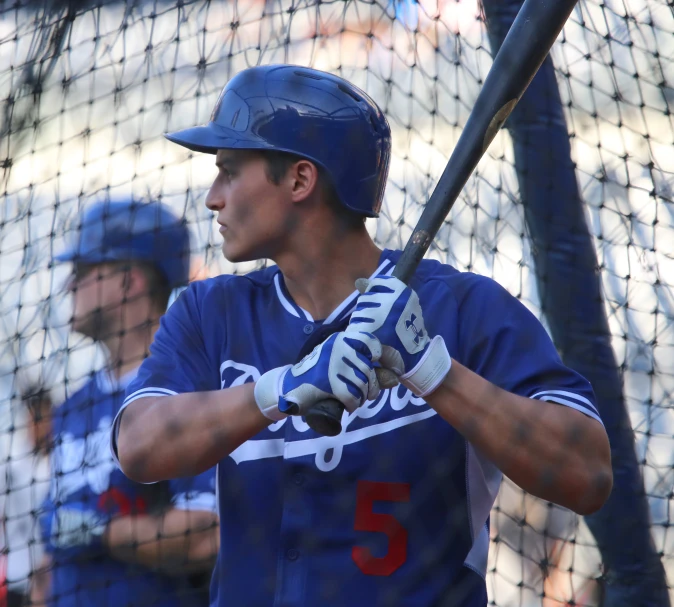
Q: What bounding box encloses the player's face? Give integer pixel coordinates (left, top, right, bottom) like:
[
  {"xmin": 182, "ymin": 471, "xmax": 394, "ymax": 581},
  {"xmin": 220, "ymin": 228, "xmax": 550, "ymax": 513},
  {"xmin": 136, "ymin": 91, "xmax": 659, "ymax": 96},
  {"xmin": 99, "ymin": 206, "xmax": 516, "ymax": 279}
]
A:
[
  {"xmin": 206, "ymin": 150, "xmax": 292, "ymax": 262},
  {"xmin": 67, "ymin": 263, "xmax": 128, "ymax": 339}
]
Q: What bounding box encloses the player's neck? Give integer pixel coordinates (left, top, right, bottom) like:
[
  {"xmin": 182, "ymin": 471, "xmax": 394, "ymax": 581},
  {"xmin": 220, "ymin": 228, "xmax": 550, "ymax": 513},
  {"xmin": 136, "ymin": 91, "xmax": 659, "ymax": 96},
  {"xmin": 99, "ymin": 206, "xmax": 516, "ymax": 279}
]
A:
[
  {"xmin": 276, "ymin": 230, "xmax": 382, "ymax": 321},
  {"xmin": 103, "ymin": 317, "xmax": 160, "ymax": 380}
]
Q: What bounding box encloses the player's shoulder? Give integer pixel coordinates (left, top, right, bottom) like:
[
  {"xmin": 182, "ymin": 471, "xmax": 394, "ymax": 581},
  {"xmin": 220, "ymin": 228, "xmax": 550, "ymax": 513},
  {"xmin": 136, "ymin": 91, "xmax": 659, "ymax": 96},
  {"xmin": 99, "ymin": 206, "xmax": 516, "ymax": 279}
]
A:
[{"xmin": 384, "ymin": 249, "xmax": 508, "ymax": 305}]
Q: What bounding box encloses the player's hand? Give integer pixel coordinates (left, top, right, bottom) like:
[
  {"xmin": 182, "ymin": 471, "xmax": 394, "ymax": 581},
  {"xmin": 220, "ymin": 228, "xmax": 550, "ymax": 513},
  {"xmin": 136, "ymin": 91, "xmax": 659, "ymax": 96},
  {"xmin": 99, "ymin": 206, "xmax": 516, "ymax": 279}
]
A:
[
  {"xmin": 29, "ymin": 554, "xmax": 52, "ymax": 607},
  {"xmin": 348, "ymin": 275, "xmax": 451, "ymax": 398},
  {"xmin": 40, "ymin": 505, "xmax": 108, "ymax": 552},
  {"xmin": 255, "ymin": 331, "xmax": 382, "ymax": 418}
]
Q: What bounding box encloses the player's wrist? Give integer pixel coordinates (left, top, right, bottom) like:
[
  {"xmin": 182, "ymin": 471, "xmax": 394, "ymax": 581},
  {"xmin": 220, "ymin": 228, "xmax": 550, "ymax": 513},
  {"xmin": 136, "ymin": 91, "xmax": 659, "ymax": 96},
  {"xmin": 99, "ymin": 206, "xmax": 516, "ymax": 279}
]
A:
[
  {"xmin": 399, "ymin": 335, "xmax": 451, "ymax": 398},
  {"xmin": 254, "ymin": 365, "xmax": 291, "ymax": 421}
]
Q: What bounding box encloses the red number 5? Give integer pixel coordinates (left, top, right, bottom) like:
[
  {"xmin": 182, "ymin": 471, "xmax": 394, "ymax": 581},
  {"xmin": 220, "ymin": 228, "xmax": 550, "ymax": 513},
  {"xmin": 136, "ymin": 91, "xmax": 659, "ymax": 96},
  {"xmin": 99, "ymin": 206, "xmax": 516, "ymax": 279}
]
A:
[{"xmin": 352, "ymin": 480, "xmax": 411, "ymax": 576}]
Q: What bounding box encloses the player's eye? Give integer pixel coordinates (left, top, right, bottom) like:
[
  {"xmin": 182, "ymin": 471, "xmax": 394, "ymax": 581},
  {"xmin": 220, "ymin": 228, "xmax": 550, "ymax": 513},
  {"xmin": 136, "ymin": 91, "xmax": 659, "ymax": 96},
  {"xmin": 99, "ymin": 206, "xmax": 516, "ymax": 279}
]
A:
[{"xmin": 72, "ymin": 264, "xmax": 96, "ymax": 282}]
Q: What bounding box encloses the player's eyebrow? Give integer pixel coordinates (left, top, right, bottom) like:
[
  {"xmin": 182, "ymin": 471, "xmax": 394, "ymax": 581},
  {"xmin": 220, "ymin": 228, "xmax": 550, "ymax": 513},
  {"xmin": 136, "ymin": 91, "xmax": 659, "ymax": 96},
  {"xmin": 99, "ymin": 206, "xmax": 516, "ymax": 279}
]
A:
[{"xmin": 215, "ymin": 153, "xmax": 242, "ymax": 169}]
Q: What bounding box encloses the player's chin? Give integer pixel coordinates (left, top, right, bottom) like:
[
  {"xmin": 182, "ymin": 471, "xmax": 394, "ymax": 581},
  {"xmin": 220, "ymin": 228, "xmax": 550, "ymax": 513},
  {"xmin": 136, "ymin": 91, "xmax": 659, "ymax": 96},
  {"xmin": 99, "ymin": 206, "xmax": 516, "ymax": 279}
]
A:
[
  {"xmin": 72, "ymin": 310, "xmax": 102, "ymax": 340},
  {"xmin": 221, "ymin": 241, "xmax": 257, "ymax": 264}
]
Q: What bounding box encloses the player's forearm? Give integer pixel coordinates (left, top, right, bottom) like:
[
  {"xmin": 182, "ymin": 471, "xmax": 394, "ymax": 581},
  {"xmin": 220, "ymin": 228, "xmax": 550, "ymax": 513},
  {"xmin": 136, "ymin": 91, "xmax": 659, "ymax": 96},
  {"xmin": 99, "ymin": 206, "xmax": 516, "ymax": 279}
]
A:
[
  {"xmin": 117, "ymin": 383, "xmax": 270, "ymax": 482},
  {"xmin": 30, "ymin": 554, "xmax": 52, "ymax": 606},
  {"xmin": 104, "ymin": 509, "xmax": 219, "ymax": 574},
  {"xmin": 423, "ymin": 360, "xmax": 612, "ymax": 514}
]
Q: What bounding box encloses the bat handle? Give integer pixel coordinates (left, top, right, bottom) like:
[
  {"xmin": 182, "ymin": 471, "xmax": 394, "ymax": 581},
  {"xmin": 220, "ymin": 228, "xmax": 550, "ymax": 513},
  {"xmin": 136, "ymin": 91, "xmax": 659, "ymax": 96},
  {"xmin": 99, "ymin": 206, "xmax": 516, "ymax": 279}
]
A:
[{"xmin": 304, "ymin": 398, "xmax": 344, "ymax": 437}]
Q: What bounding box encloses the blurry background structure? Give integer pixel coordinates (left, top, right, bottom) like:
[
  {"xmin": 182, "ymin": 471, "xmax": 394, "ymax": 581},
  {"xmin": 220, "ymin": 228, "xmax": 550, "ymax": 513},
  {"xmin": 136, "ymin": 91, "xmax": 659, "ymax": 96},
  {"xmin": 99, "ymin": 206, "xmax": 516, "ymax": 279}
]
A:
[{"xmin": 0, "ymin": 0, "xmax": 672, "ymax": 604}]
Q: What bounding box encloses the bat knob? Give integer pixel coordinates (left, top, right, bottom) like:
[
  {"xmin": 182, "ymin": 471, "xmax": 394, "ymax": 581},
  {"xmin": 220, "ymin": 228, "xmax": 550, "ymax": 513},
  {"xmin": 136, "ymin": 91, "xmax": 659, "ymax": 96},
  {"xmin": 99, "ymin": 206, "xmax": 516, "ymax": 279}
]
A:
[{"xmin": 305, "ymin": 399, "xmax": 344, "ymax": 437}]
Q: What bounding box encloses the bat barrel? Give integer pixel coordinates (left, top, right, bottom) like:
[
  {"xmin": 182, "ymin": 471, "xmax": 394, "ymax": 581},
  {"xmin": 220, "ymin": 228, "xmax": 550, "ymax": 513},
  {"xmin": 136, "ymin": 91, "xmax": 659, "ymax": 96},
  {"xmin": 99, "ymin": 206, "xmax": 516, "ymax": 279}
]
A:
[
  {"xmin": 306, "ymin": 0, "xmax": 580, "ymax": 436},
  {"xmin": 394, "ymin": 0, "xmax": 579, "ymax": 284}
]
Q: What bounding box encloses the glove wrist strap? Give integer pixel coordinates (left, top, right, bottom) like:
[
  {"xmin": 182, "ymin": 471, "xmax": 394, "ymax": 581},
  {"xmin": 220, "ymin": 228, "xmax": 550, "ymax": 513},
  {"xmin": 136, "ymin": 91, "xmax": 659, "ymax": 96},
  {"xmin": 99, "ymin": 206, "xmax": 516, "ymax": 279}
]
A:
[
  {"xmin": 400, "ymin": 335, "xmax": 451, "ymax": 398},
  {"xmin": 254, "ymin": 365, "xmax": 291, "ymax": 421}
]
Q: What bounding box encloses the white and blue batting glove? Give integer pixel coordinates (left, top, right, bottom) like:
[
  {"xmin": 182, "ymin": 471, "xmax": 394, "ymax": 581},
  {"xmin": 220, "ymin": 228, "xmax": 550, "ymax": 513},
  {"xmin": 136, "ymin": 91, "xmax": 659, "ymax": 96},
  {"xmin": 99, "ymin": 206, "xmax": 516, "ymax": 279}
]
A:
[
  {"xmin": 348, "ymin": 275, "xmax": 451, "ymax": 398},
  {"xmin": 41, "ymin": 506, "xmax": 107, "ymax": 553},
  {"xmin": 254, "ymin": 332, "xmax": 382, "ymax": 419}
]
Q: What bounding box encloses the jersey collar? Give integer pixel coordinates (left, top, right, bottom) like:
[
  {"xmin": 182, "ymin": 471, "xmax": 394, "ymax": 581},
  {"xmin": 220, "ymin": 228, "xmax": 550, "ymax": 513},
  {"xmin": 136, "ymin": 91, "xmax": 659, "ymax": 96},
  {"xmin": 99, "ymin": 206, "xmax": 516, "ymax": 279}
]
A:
[
  {"xmin": 273, "ymin": 250, "xmax": 396, "ymax": 325},
  {"xmin": 96, "ymin": 367, "xmax": 139, "ymax": 394}
]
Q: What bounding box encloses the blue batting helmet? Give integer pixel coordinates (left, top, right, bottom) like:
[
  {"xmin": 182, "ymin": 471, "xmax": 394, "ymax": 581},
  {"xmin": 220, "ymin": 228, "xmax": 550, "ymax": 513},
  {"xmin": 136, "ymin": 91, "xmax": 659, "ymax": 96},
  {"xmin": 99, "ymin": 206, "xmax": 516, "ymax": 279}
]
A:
[
  {"xmin": 55, "ymin": 200, "xmax": 191, "ymax": 288},
  {"xmin": 165, "ymin": 65, "xmax": 391, "ymax": 218}
]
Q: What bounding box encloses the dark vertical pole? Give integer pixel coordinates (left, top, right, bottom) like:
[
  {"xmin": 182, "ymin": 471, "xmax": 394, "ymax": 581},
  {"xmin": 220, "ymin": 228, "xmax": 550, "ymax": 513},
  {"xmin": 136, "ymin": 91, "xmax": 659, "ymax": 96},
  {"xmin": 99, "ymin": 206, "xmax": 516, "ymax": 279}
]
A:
[{"xmin": 480, "ymin": 0, "xmax": 669, "ymax": 604}]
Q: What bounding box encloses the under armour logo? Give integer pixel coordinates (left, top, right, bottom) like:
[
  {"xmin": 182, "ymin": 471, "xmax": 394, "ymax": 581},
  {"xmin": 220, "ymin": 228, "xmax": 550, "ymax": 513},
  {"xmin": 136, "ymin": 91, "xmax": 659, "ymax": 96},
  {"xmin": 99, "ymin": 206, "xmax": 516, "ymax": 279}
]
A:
[{"xmin": 405, "ymin": 314, "xmax": 424, "ymax": 344}]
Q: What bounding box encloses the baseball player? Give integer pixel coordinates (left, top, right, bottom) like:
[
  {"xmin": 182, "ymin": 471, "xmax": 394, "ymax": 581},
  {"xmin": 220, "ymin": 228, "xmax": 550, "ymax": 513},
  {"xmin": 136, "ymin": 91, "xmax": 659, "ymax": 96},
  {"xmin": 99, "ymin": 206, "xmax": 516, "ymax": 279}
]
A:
[
  {"xmin": 36, "ymin": 200, "xmax": 218, "ymax": 607},
  {"xmin": 112, "ymin": 65, "xmax": 612, "ymax": 606}
]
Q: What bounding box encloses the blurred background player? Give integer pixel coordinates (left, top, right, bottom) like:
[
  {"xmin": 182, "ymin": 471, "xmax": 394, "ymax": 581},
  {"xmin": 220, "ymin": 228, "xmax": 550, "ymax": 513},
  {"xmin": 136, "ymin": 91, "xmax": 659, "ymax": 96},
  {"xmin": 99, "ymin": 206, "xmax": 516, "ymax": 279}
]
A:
[
  {"xmin": 112, "ymin": 65, "xmax": 611, "ymax": 606},
  {"xmin": 0, "ymin": 384, "xmax": 52, "ymax": 607},
  {"xmin": 31, "ymin": 199, "xmax": 219, "ymax": 607}
]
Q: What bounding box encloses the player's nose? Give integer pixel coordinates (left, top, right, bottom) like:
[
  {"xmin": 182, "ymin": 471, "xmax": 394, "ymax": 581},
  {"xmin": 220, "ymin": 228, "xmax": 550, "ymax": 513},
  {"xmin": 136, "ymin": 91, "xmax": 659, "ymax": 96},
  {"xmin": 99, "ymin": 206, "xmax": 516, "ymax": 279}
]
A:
[{"xmin": 205, "ymin": 184, "xmax": 225, "ymax": 212}]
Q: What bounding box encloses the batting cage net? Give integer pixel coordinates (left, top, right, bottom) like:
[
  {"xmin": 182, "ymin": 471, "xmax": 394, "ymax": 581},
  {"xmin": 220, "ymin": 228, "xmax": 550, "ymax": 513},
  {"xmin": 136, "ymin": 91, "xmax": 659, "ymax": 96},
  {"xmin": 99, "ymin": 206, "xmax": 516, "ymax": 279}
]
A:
[{"xmin": 0, "ymin": 0, "xmax": 672, "ymax": 605}]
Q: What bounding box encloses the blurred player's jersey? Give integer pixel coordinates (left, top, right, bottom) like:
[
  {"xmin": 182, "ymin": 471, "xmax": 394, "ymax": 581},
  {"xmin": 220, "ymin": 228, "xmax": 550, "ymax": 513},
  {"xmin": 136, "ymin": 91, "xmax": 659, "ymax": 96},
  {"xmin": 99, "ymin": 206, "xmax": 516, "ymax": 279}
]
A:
[
  {"xmin": 117, "ymin": 249, "xmax": 602, "ymax": 607},
  {"xmin": 47, "ymin": 371, "xmax": 216, "ymax": 607}
]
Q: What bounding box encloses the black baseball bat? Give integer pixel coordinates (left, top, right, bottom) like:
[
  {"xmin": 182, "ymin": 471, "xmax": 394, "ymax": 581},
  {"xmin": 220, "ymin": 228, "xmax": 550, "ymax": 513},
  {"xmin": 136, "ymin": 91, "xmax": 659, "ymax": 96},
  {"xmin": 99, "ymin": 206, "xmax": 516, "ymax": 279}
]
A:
[{"xmin": 304, "ymin": 0, "xmax": 580, "ymax": 437}]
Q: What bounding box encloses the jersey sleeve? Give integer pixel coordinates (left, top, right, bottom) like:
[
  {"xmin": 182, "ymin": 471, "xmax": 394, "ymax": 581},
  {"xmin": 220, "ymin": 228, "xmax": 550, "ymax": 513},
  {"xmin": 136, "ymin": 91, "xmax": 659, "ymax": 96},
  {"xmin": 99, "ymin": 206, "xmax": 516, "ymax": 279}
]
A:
[
  {"xmin": 455, "ymin": 275, "xmax": 602, "ymax": 424},
  {"xmin": 110, "ymin": 284, "xmax": 218, "ymax": 467},
  {"xmin": 169, "ymin": 468, "xmax": 217, "ymax": 513},
  {"xmin": 124, "ymin": 284, "xmax": 217, "ymax": 405}
]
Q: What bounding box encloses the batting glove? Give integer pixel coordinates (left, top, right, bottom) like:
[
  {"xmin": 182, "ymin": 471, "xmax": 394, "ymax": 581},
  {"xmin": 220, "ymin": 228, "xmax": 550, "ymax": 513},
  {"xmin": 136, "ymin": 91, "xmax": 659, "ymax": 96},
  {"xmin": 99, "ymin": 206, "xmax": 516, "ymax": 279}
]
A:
[
  {"xmin": 348, "ymin": 275, "xmax": 451, "ymax": 398},
  {"xmin": 40, "ymin": 504, "xmax": 107, "ymax": 553},
  {"xmin": 254, "ymin": 331, "xmax": 382, "ymax": 419}
]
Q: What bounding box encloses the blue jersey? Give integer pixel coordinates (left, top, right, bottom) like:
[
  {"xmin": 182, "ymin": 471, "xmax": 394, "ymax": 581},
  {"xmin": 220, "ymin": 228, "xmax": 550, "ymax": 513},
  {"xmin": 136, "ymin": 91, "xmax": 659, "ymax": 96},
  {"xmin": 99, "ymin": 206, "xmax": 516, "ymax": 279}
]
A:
[
  {"xmin": 47, "ymin": 370, "xmax": 216, "ymax": 607},
  {"xmin": 119, "ymin": 249, "xmax": 601, "ymax": 607}
]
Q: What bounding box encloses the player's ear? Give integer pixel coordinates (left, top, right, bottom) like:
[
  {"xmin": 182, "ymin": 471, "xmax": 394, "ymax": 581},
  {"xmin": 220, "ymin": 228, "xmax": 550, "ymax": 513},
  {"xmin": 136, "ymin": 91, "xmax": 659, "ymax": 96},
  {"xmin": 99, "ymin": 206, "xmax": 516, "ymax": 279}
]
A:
[
  {"xmin": 123, "ymin": 266, "xmax": 148, "ymax": 298},
  {"xmin": 289, "ymin": 159, "xmax": 320, "ymax": 203}
]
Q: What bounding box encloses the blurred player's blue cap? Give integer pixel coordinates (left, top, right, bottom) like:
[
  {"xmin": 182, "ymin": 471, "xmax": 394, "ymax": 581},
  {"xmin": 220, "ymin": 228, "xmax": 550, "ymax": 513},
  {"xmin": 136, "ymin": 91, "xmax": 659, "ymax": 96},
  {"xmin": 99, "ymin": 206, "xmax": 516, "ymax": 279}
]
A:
[
  {"xmin": 165, "ymin": 64, "xmax": 391, "ymax": 218},
  {"xmin": 54, "ymin": 199, "xmax": 191, "ymax": 288}
]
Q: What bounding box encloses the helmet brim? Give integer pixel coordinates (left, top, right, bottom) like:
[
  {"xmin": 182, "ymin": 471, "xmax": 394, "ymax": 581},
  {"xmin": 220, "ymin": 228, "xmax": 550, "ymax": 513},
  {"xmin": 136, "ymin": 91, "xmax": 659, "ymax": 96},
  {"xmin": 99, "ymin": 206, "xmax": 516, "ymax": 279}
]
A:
[
  {"xmin": 53, "ymin": 249, "xmax": 77, "ymax": 263},
  {"xmin": 165, "ymin": 123, "xmax": 268, "ymax": 155},
  {"xmin": 53, "ymin": 249, "xmax": 109, "ymax": 266}
]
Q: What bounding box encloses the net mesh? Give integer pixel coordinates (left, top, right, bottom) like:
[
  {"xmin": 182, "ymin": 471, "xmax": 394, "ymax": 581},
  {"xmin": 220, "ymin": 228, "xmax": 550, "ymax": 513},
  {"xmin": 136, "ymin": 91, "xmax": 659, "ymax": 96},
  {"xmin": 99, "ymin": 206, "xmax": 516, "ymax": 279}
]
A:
[{"xmin": 0, "ymin": 0, "xmax": 672, "ymax": 604}]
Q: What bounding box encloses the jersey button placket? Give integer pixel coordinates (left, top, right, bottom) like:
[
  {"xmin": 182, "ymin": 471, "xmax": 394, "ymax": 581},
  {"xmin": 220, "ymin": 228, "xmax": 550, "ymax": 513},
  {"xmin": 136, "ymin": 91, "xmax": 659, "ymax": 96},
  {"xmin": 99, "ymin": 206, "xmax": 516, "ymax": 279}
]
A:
[
  {"xmin": 277, "ymin": 437, "xmax": 309, "ymax": 605},
  {"xmin": 286, "ymin": 548, "xmax": 300, "ymax": 561},
  {"xmin": 303, "ymin": 324, "xmax": 314, "ymax": 335}
]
